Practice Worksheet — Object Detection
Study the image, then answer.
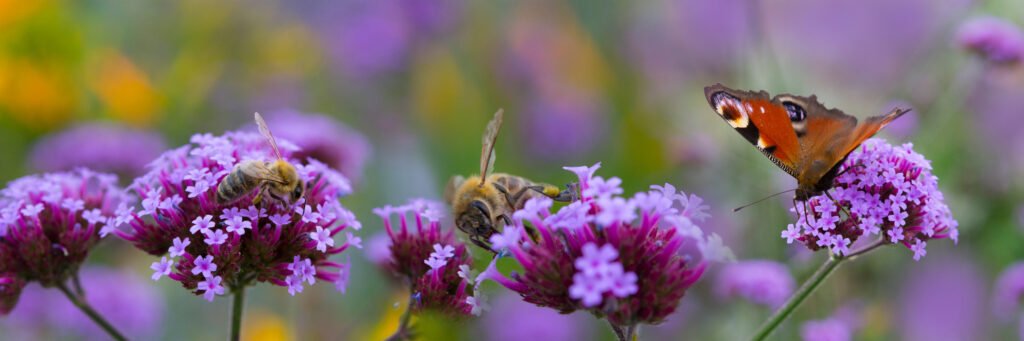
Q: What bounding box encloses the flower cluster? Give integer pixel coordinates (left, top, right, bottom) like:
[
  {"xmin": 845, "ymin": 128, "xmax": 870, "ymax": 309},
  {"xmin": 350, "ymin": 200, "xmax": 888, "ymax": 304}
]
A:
[
  {"xmin": 780, "ymin": 139, "xmax": 957, "ymax": 260},
  {"xmin": 375, "ymin": 199, "xmax": 478, "ymax": 316},
  {"xmin": 478, "ymin": 163, "xmax": 729, "ymax": 327},
  {"xmin": 115, "ymin": 131, "xmax": 359, "ymax": 301},
  {"xmin": 714, "ymin": 260, "xmax": 794, "ymax": 308},
  {"xmin": 956, "ymin": 16, "xmax": 1024, "ymax": 65},
  {"xmin": 29, "ymin": 123, "xmax": 166, "ymax": 178},
  {"xmin": 0, "ymin": 169, "xmax": 128, "ymax": 314}
]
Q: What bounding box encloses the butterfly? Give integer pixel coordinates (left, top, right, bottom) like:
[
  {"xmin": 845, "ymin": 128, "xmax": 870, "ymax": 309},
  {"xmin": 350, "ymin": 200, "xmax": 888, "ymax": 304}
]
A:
[{"xmin": 703, "ymin": 84, "xmax": 910, "ymax": 201}]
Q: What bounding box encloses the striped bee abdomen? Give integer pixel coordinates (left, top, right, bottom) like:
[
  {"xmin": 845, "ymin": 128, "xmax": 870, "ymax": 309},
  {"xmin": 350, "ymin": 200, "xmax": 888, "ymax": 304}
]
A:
[{"xmin": 216, "ymin": 167, "xmax": 259, "ymax": 204}]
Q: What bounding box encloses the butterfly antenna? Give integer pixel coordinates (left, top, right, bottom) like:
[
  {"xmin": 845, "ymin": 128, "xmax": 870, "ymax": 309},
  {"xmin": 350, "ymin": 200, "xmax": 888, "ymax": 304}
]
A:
[{"xmin": 734, "ymin": 188, "xmax": 797, "ymax": 212}]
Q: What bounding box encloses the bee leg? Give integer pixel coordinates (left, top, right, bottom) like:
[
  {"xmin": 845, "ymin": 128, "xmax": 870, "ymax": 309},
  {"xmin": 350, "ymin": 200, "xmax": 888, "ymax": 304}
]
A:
[
  {"xmin": 469, "ymin": 235, "xmax": 496, "ymax": 254},
  {"xmin": 491, "ymin": 183, "xmax": 517, "ymax": 207}
]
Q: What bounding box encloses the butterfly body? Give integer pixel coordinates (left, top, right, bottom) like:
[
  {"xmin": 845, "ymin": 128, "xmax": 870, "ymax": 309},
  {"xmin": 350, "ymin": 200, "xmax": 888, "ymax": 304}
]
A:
[{"xmin": 703, "ymin": 84, "xmax": 909, "ymax": 200}]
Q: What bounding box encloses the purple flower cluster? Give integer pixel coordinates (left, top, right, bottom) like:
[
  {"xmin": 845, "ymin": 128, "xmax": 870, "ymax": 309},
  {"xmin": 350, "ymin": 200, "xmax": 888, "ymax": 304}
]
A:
[
  {"xmin": 956, "ymin": 16, "xmax": 1024, "ymax": 64},
  {"xmin": 258, "ymin": 110, "xmax": 372, "ymax": 185},
  {"xmin": 115, "ymin": 131, "xmax": 359, "ymax": 301},
  {"xmin": 29, "ymin": 122, "xmax": 166, "ymax": 178},
  {"xmin": 375, "ymin": 199, "xmax": 477, "ymax": 316},
  {"xmin": 780, "ymin": 139, "xmax": 957, "ymax": 260},
  {"xmin": 478, "ymin": 163, "xmax": 729, "ymax": 327},
  {"xmin": 0, "ymin": 169, "xmax": 128, "ymax": 314},
  {"xmin": 714, "ymin": 260, "xmax": 795, "ymax": 308}
]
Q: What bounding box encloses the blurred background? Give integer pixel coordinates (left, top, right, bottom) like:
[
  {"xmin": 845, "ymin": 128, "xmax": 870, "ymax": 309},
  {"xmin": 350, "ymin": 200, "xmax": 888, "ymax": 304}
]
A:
[{"xmin": 0, "ymin": 0, "xmax": 1022, "ymax": 340}]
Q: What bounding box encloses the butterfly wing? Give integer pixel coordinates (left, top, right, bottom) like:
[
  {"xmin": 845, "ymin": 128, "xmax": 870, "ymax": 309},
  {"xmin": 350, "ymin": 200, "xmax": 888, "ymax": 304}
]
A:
[
  {"xmin": 704, "ymin": 84, "xmax": 802, "ymax": 178},
  {"xmin": 772, "ymin": 93, "xmax": 909, "ymax": 190}
]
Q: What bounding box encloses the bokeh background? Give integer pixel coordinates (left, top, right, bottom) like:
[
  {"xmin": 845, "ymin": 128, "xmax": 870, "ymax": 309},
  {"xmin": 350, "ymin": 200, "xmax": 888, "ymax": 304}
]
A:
[{"xmin": 0, "ymin": 0, "xmax": 1022, "ymax": 340}]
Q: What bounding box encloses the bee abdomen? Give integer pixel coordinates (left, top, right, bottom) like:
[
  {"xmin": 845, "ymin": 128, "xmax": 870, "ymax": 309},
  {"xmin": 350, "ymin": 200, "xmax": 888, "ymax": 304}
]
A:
[{"xmin": 216, "ymin": 168, "xmax": 257, "ymax": 204}]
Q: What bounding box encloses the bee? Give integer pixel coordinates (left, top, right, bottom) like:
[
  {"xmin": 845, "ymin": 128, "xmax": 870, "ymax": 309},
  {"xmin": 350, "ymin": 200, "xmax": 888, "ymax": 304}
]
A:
[
  {"xmin": 444, "ymin": 109, "xmax": 575, "ymax": 252},
  {"xmin": 216, "ymin": 112, "xmax": 305, "ymax": 206}
]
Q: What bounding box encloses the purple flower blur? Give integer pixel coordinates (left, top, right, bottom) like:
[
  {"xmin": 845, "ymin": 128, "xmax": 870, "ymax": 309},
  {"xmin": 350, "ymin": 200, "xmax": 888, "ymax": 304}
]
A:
[
  {"xmin": 29, "ymin": 122, "xmax": 166, "ymax": 178},
  {"xmin": 800, "ymin": 318, "xmax": 851, "ymax": 341},
  {"xmin": 956, "ymin": 17, "xmax": 1024, "ymax": 65},
  {"xmin": 482, "ymin": 292, "xmax": 589, "ymax": 341},
  {"xmin": 478, "ymin": 162, "xmax": 729, "ymax": 328},
  {"xmin": 520, "ymin": 94, "xmax": 607, "ymax": 161},
  {"xmin": 2, "ymin": 266, "xmax": 164, "ymax": 340},
  {"xmin": 375, "ymin": 199, "xmax": 476, "ymax": 316},
  {"xmin": 715, "ymin": 260, "xmax": 795, "ymax": 308},
  {"xmin": 901, "ymin": 254, "xmax": 984, "ymax": 340},
  {"xmin": 115, "ymin": 131, "xmax": 359, "ymax": 301},
  {"xmin": 994, "ymin": 262, "xmax": 1024, "ymax": 320},
  {"xmin": 318, "ymin": 1, "xmax": 411, "ymax": 80},
  {"xmin": 781, "ymin": 139, "xmax": 957, "ymax": 260},
  {"xmin": 259, "ymin": 110, "xmax": 372, "ymax": 184},
  {"xmin": 0, "ymin": 169, "xmax": 128, "ymax": 314}
]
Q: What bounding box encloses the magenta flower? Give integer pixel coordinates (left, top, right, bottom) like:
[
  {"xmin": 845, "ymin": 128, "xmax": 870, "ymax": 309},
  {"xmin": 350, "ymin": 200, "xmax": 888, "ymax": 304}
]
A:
[
  {"xmin": 375, "ymin": 199, "xmax": 476, "ymax": 317},
  {"xmin": 715, "ymin": 260, "xmax": 795, "ymax": 308},
  {"xmin": 28, "ymin": 122, "xmax": 166, "ymax": 178},
  {"xmin": 781, "ymin": 139, "xmax": 957, "ymax": 260},
  {"xmin": 115, "ymin": 131, "xmax": 360, "ymax": 301},
  {"xmin": 956, "ymin": 16, "xmax": 1024, "ymax": 64},
  {"xmin": 0, "ymin": 169, "xmax": 129, "ymax": 315},
  {"xmin": 477, "ymin": 163, "xmax": 727, "ymax": 334}
]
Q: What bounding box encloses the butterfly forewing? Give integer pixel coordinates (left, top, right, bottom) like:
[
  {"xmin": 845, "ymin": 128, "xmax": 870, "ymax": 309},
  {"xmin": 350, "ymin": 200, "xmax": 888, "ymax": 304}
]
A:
[{"xmin": 705, "ymin": 85, "xmax": 801, "ymax": 177}]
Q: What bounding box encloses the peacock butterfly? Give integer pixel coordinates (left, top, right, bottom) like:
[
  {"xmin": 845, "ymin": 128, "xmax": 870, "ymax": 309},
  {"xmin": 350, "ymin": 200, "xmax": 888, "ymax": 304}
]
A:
[{"xmin": 703, "ymin": 84, "xmax": 910, "ymax": 201}]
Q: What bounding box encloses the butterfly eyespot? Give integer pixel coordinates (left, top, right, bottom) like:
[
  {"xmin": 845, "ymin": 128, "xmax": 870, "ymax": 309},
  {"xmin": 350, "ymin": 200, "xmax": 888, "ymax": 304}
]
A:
[{"xmin": 783, "ymin": 101, "xmax": 806, "ymax": 122}]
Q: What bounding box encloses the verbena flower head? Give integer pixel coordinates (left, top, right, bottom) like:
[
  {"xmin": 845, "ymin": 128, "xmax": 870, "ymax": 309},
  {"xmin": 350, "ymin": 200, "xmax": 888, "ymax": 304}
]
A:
[
  {"xmin": 800, "ymin": 318, "xmax": 852, "ymax": 341},
  {"xmin": 2, "ymin": 266, "xmax": 164, "ymax": 339},
  {"xmin": 714, "ymin": 260, "xmax": 795, "ymax": 308},
  {"xmin": 375, "ymin": 199, "xmax": 475, "ymax": 316},
  {"xmin": 259, "ymin": 110, "xmax": 371, "ymax": 184},
  {"xmin": 781, "ymin": 139, "xmax": 957, "ymax": 260},
  {"xmin": 956, "ymin": 16, "xmax": 1024, "ymax": 65},
  {"xmin": 0, "ymin": 169, "xmax": 128, "ymax": 314},
  {"xmin": 478, "ymin": 163, "xmax": 729, "ymax": 327},
  {"xmin": 114, "ymin": 131, "xmax": 359, "ymax": 302},
  {"xmin": 29, "ymin": 122, "xmax": 166, "ymax": 178}
]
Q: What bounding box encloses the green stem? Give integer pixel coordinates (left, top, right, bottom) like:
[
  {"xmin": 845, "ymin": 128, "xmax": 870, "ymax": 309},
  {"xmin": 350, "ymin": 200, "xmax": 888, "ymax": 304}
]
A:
[
  {"xmin": 230, "ymin": 286, "xmax": 246, "ymax": 341},
  {"xmin": 386, "ymin": 293, "xmax": 416, "ymax": 341},
  {"xmin": 751, "ymin": 256, "xmax": 845, "ymax": 341},
  {"xmin": 608, "ymin": 321, "xmax": 639, "ymax": 341},
  {"xmin": 56, "ymin": 282, "xmax": 127, "ymax": 341}
]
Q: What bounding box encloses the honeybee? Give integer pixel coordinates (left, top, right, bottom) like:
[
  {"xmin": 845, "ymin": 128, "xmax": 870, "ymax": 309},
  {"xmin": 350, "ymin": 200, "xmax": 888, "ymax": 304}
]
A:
[
  {"xmin": 216, "ymin": 112, "xmax": 305, "ymax": 206},
  {"xmin": 444, "ymin": 109, "xmax": 576, "ymax": 252}
]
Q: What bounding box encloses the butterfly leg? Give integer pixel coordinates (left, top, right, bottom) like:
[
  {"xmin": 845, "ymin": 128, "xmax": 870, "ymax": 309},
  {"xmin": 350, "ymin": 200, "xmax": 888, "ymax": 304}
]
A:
[{"xmin": 824, "ymin": 190, "xmax": 854, "ymax": 220}]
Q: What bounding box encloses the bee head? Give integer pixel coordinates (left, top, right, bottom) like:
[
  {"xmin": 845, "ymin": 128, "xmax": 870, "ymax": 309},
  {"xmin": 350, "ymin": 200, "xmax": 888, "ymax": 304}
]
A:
[{"xmin": 457, "ymin": 200, "xmax": 495, "ymax": 238}]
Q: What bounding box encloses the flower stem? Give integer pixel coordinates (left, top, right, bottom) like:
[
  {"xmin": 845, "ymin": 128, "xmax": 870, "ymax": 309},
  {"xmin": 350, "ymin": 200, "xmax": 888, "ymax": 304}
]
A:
[
  {"xmin": 56, "ymin": 282, "xmax": 127, "ymax": 341},
  {"xmin": 608, "ymin": 321, "xmax": 639, "ymax": 341},
  {"xmin": 386, "ymin": 293, "xmax": 416, "ymax": 341},
  {"xmin": 230, "ymin": 286, "xmax": 246, "ymax": 341},
  {"xmin": 751, "ymin": 256, "xmax": 844, "ymax": 341}
]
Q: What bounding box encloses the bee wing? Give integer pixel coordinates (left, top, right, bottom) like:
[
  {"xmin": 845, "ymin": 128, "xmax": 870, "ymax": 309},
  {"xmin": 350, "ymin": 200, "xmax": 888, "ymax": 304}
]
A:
[
  {"xmin": 254, "ymin": 112, "xmax": 284, "ymax": 161},
  {"xmin": 239, "ymin": 160, "xmax": 287, "ymax": 184},
  {"xmin": 479, "ymin": 109, "xmax": 503, "ymax": 185},
  {"xmin": 443, "ymin": 175, "xmax": 466, "ymax": 205}
]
